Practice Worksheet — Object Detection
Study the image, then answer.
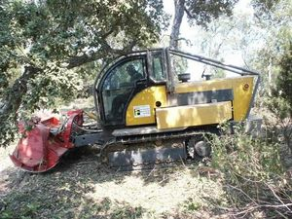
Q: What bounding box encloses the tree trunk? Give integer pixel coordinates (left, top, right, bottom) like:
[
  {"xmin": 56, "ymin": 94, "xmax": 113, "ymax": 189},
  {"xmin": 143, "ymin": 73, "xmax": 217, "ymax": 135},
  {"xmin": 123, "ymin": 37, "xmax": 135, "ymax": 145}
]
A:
[
  {"xmin": 170, "ymin": 0, "xmax": 185, "ymax": 49},
  {"xmin": 0, "ymin": 66, "xmax": 42, "ymax": 116},
  {"xmin": 0, "ymin": 65, "xmax": 42, "ymax": 146}
]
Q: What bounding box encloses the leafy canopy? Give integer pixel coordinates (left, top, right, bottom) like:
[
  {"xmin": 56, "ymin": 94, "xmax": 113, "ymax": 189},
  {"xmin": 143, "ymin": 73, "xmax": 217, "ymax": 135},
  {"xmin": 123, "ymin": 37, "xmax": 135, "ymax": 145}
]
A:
[
  {"xmin": 184, "ymin": 0, "xmax": 239, "ymax": 27},
  {"xmin": 0, "ymin": 0, "xmax": 166, "ymax": 147}
]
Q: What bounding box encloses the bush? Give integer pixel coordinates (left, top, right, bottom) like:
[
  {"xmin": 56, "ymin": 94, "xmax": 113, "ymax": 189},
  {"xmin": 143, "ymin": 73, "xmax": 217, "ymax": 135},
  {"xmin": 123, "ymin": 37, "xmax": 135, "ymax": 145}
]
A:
[
  {"xmin": 209, "ymin": 125, "xmax": 292, "ymax": 218},
  {"xmin": 265, "ymin": 42, "xmax": 292, "ymax": 153}
]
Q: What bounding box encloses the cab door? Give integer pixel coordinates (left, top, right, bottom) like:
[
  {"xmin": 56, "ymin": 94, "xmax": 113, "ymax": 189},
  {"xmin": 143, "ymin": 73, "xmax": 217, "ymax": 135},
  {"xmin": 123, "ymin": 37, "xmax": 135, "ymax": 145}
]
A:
[{"xmin": 98, "ymin": 56, "xmax": 147, "ymax": 126}]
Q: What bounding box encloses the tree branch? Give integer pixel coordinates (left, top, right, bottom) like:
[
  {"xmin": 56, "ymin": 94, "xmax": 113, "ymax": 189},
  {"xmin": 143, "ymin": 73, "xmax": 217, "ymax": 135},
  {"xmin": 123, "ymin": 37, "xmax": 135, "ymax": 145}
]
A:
[
  {"xmin": 66, "ymin": 39, "xmax": 138, "ymax": 69},
  {"xmin": 66, "ymin": 50, "xmax": 107, "ymax": 69},
  {"xmin": 0, "ymin": 65, "xmax": 42, "ymax": 114},
  {"xmin": 184, "ymin": 5, "xmax": 194, "ymax": 19}
]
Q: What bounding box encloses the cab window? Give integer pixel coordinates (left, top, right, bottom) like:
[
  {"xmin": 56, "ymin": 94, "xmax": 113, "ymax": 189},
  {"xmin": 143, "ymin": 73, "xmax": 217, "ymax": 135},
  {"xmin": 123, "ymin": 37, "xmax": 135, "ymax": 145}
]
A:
[
  {"xmin": 151, "ymin": 52, "xmax": 166, "ymax": 82},
  {"xmin": 101, "ymin": 58, "xmax": 145, "ymax": 123}
]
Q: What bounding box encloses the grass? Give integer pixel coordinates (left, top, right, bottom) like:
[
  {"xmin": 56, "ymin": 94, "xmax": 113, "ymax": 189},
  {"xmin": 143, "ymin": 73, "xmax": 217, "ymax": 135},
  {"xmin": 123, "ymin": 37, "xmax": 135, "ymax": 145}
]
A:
[{"xmin": 0, "ymin": 146, "xmax": 225, "ymax": 219}]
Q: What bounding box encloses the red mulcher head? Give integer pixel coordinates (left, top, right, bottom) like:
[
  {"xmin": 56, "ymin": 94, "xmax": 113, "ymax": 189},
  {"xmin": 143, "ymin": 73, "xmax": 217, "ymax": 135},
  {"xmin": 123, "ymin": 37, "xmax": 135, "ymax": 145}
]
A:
[{"xmin": 10, "ymin": 109, "xmax": 83, "ymax": 173}]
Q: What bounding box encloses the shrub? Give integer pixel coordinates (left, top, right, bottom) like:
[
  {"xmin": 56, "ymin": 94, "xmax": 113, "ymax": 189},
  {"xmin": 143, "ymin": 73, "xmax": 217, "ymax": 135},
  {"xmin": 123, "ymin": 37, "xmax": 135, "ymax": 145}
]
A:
[{"xmin": 209, "ymin": 125, "xmax": 292, "ymax": 218}]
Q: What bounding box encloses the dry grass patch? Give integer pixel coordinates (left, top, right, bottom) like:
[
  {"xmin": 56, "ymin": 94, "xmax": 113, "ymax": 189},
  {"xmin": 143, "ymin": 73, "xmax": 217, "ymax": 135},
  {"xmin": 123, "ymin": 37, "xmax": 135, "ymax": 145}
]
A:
[
  {"xmin": 0, "ymin": 147, "xmax": 226, "ymax": 219},
  {"xmin": 87, "ymin": 167, "xmax": 225, "ymax": 216}
]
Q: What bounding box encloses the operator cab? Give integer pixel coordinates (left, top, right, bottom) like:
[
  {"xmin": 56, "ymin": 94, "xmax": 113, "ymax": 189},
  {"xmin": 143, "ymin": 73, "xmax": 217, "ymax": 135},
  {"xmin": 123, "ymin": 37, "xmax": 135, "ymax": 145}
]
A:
[{"xmin": 95, "ymin": 49, "xmax": 168, "ymax": 127}]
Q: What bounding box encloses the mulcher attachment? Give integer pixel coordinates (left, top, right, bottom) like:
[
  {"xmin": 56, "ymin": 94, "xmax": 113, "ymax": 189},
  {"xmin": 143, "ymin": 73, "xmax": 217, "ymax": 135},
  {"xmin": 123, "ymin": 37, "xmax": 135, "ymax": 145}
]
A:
[{"xmin": 10, "ymin": 110, "xmax": 83, "ymax": 173}]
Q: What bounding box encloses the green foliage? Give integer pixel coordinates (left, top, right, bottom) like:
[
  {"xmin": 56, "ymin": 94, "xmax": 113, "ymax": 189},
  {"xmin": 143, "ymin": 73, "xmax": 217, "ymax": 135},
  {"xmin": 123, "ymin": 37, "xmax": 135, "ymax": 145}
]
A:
[
  {"xmin": 22, "ymin": 66, "xmax": 83, "ymax": 111},
  {"xmin": 245, "ymin": 0, "xmax": 292, "ymax": 96},
  {"xmin": 185, "ymin": 0, "xmax": 239, "ymax": 28},
  {"xmin": 265, "ymin": 95, "xmax": 291, "ymax": 120},
  {"xmin": 0, "ymin": 193, "xmax": 41, "ymax": 219},
  {"xmin": 210, "ymin": 125, "xmax": 292, "ymax": 217},
  {"xmin": 264, "ymin": 42, "xmax": 292, "ymax": 154},
  {"xmin": 0, "ymin": 0, "xmax": 167, "ymax": 147},
  {"xmin": 181, "ymin": 198, "xmax": 201, "ymax": 213},
  {"xmin": 0, "ymin": 183, "xmax": 146, "ymax": 219},
  {"xmin": 211, "ymin": 125, "xmax": 283, "ymax": 183},
  {"xmin": 252, "ymin": 0, "xmax": 281, "ymax": 15},
  {"xmin": 276, "ymin": 43, "xmax": 292, "ymax": 116}
]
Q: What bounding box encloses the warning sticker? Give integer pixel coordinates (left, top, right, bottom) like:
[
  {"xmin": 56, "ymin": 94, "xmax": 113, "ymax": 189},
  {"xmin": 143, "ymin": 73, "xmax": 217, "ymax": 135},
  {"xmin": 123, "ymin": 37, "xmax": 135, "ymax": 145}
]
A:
[{"xmin": 133, "ymin": 105, "xmax": 151, "ymax": 118}]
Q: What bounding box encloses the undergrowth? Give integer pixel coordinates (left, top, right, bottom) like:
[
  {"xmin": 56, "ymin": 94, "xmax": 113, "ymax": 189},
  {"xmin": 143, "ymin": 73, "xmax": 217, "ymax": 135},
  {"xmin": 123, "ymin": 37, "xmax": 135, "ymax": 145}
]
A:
[{"xmin": 209, "ymin": 124, "xmax": 292, "ymax": 218}]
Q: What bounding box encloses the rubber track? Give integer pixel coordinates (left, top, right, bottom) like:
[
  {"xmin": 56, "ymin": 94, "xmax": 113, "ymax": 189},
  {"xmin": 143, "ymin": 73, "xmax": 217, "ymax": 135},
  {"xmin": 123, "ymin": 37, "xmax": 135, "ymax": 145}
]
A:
[{"xmin": 101, "ymin": 127, "xmax": 217, "ymax": 154}]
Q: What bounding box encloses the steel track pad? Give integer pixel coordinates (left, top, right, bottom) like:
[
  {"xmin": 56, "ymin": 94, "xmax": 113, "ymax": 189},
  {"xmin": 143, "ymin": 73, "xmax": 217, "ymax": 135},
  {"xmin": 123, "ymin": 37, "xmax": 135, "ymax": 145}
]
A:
[{"xmin": 107, "ymin": 147, "xmax": 187, "ymax": 171}]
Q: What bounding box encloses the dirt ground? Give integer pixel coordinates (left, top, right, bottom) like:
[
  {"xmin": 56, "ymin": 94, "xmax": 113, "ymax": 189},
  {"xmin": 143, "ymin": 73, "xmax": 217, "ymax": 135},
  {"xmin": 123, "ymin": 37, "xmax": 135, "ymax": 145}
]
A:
[{"xmin": 0, "ymin": 144, "xmax": 227, "ymax": 219}]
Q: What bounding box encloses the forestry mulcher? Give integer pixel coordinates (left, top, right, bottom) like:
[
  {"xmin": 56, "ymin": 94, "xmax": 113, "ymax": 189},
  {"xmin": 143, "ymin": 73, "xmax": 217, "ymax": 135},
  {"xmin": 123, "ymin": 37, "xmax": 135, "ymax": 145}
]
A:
[{"xmin": 10, "ymin": 48, "xmax": 260, "ymax": 173}]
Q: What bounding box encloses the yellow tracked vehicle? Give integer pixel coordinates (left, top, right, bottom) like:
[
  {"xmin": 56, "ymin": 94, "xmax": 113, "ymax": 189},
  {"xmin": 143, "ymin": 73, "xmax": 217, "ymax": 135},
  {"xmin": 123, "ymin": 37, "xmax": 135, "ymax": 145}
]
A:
[{"xmin": 10, "ymin": 48, "xmax": 260, "ymax": 172}]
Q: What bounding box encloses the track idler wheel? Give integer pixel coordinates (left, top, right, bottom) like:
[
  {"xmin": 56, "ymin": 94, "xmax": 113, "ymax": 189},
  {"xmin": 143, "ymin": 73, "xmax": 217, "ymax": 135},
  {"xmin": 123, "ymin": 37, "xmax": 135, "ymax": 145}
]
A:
[{"xmin": 187, "ymin": 135, "xmax": 212, "ymax": 159}]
